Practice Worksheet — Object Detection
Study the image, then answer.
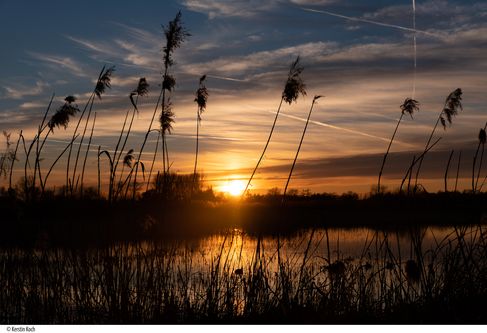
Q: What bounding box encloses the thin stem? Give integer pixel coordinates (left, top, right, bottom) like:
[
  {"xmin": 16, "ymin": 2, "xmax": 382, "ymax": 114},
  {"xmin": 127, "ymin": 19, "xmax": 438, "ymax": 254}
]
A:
[
  {"xmin": 378, "ymin": 113, "xmax": 404, "ymax": 194},
  {"xmin": 243, "ymin": 98, "xmax": 284, "ymax": 197},
  {"xmin": 475, "ymin": 142, "xmax": 485, "ymax": 192},
  {"xmin": 472, "ymin": 122, "xmax": 487, "ymax": 192},
  {"xmin": 33, "ymin": 93, "xmax": 55, "ymax": 193},
  {"xmin": 400, "ymin": 137, "xmax": 442, "ymax": 192},
  {"xmin": 132, "ymin": 82, "xmax": 163, "ymax": 199},
  {"xmin": 97, "ymin": 145, "xmax": 101, "ymax": 197},
  {"xmin": 162, "ymin": 133, "xmax": 166, "ymax": 177},
  {"xmin": 79, "ymin": 112, "xmax": 97, "ymax": 195},
  {"xmin": 146, "ymin": 130, "xmax": 161, "ymax": 192},
  {"xmin": 9, "ymin": 130, "xmax": 22, "ymax": 190},
  {"xmin": 113, "ymin": 98, "xmax": 138, "ymax": 190},
  {"xmin": 192, "ymin": 114, "xmax": 201, "ymax": 197},
  {"xmin": 72, "ymin": 96, "xmax": 95, "ymax": 194},
  {"xmin": 43, "ymin": 134, "xmax": 79, "ymax": 192},
  {"xmin": 66, "ymin": 87, "xmax": 98, "ymax": 194},
  {"xmin": 282, "ymin": 97, "xmax": 319, "ymax": 202},
  {"xmin": 454, "ymin": 150, "xmax": 462, "ymax": 192},
  {"xmin": 444, "ymin": 149, "xmax": 454, "ymax": 192}
]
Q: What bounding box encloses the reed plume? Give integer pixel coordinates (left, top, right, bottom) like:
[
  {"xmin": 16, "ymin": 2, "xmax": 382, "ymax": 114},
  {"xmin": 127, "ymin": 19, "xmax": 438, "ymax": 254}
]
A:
[
  {"xmin": 159, "ymin": 11, "xmax": 190, "ymax": 174},
  {"xmin": 65, "ymin": 66, "xmax": 114, "ymax": 196},
  {"xmin": 138, "ymin": 11, "xmax": 189, "ymax": 196},
  {"xmin": 192, "ymin": 75, "xmax": 209, "ymax": 196},
  {"xmin": 243, "ymin": 56, "xmax": 306, "ymax": 197},
  {"xmin": 36, "ymin": 95, "xmax": 79, "ymax": 192},
  {"xmin": 0, "ymin": 131, "xmax": 14, "ymax": 179},
  {"xmin": 74, "ymin": 67, "xmax": 115, "ymax": 195},
  {"xmin": 377, "ymin": 98, "xmax": 419, "ymax": 193},
  {"xmin": 47, "ymin": 96, "xmax": 79, "ymax": 131},
  {"xmin": 111, "ymin": 78, "xmax": 149, "ymax": 201},
  {"xmin": 414, "ymin": 88, "xmax": 462, "ymax": 191}
]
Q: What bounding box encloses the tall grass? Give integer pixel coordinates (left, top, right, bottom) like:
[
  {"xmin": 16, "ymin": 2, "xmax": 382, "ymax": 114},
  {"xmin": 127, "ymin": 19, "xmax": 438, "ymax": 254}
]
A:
[
  {"xmin": 159, "ymin": 11, "xmax": 190, "ymax": 175},
  {"xmin": 473, "ymin": 125, "xmax": 487, "ymax": 192},
  {"xmin": 192, "ymin": 75, "xmax": 209, "ymax": 197},
  {"xmin": 133, "ymin": 12, "xmax": 189, "ymax": 198},
  {"xmin": 65, "ymin": 66, "xmax": 114, "ymax": 196},
  {"xmin": 243, "ymin": 56, "xmax": 306, "ymax": 197},
  {"xmin": 282, "ymin": 95, "xmax": 322, "ymax": 201},
  {"xmin": 0, "ymin": 131, "xmax": 15, "ymax": 183},
  {"xmin": 377, "ymin": 98, "xmax": 419, "ymax": 193},
  {"xmin": 413, "ymin": 88, "xmax": 462, "ymax": 190},
  {"xmin": 1, "ymin": 226, "xmax": 486, "ymax": 324}
]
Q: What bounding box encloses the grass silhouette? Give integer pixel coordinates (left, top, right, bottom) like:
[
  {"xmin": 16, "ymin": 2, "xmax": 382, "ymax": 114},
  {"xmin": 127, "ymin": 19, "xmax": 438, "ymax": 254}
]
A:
[
  {"xmin": 377, "ymin": 98, "xmax": 419, "ymax": 194},
  {"xmin": 243, "ymin": 56, "xmax": 306, "ymax": 197},
  {"xmin": 2, "ymin": 9, "xmax": 487, "ymax": 325},
  {"xmin": 282, "ymin": 95, "xmax": 322, "ymax": 201},
  {"xmin": 192, "ymin": 75, "xmax": 209, "ymax": 197}
]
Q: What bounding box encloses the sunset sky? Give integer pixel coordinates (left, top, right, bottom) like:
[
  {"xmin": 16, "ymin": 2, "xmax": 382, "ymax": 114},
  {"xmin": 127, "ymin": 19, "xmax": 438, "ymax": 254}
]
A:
[{"xmin": 1, "ymin": 0, "xmax": 486, "ymax": 194}]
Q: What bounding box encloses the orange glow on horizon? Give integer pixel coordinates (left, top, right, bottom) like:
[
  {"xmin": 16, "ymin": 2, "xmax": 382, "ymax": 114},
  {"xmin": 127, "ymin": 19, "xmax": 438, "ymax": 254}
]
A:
[{"xmin": 219, "ymin": 179, "xmax": 246, "ymax": 196}]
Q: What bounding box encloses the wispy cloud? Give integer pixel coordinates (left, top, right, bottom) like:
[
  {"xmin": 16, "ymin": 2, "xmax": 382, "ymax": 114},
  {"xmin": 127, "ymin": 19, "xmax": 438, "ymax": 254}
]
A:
[
  {"xmin": 2, "ymin": 80, "xmax": 49, "ymax": 100},
  {"xmin": 183, "ymin": 41, "xmax": 336, "ymax": 76},
  {"xmin": 67, "ymin": 26, "xmax": 161, "ymax": 72},
  {"xmin": 181, "ymin": 0, "xmax": 280, "ymax": 19},
  {"xmin": 28, "ymin": 52, "xmax": 87, "ymax": 77}
]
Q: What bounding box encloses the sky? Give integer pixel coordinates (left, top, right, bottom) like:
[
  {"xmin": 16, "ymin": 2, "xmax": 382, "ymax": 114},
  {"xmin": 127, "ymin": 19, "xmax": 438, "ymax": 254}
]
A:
[{"xmin": 1, "ymin": 0, "xmax": 487, "ymax": 194}]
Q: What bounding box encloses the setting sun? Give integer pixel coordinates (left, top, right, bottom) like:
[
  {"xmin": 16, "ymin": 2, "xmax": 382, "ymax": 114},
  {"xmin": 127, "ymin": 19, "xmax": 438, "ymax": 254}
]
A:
[{"xmin": 221, "ymin": 179, "xmax": 246, "ymax": 196}]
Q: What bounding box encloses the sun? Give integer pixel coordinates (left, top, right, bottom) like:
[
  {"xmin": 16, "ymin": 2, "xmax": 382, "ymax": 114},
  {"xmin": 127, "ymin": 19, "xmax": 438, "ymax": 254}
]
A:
[{"xmin": 221, "ymin": 179, "xmax": 246, "ymax": 196}]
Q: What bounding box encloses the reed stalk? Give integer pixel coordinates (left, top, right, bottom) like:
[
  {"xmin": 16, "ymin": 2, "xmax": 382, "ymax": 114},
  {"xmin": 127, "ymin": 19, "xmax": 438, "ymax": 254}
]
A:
[{"xmin": 244, "ymin": 56, "xmax": 306, "ymax": 197}]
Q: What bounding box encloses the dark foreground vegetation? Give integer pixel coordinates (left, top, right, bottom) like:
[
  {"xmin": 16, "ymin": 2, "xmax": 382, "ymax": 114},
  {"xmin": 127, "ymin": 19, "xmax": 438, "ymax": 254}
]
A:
[
  {"xmin": 1, "ymin": 181, "xmax": 487, "ymax": 324},
  {"xmin": 1, "ymin": 223, "xmax": 486, "ymax": 324},
  {"xmin": 1, "ymin": 9, "xmax": 487, "ymax": 325}
]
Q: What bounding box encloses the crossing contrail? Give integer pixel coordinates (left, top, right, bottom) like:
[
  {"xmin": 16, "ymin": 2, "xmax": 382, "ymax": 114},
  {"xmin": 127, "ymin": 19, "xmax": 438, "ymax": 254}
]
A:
[
  {"xmin": 274, "ymin": 111, "xmax": 416, "ymax": 148},
  {"xmin": 412, "ymin": 0, "xmax": 417, "ymax": 99},
  {"xmin": 302, "ymin": 7, "xmax": 443, "ymax": 39}
]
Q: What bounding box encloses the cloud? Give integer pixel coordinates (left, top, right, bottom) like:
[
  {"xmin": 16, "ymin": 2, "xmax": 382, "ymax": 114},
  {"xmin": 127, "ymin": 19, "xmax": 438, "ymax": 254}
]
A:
[
  {"xmin": 290, "ymin": 0, "xmax": 336, "ymax": 5},
  {"xmin": 181, "ymin": 0, "xmax": 337, "ymax": 19},
  {"xmin": 183, "ymin": 41, "xmax": 336, "ymax": 76},
  {"xmin": 28, "ymin": 52, "xmax": 87, "ymax": 78},
  {"xmin": 259, "ymin": 147, "xmax": 477, "ymax": 182},
  {"xmin": 67, "ymin": 26, "xmax": 161, "ymax": 72},
  {"xmin": 66, "ymin": 36, "xmax": 109, "ymax": 54},
  {"xmin": 2, "ymin": 80, "xmax": 49, "ymax": 100},
  {"xmin": 181, "ymin": 0, "xmax": 280, "ymax": 19},
  {"xmin": 363, "ymin": 0, "xmax": 487, "ymax": 29}
]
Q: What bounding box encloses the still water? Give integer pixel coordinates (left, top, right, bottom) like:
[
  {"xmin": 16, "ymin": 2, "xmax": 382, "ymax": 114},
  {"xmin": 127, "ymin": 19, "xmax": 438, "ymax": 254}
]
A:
[
  {"xmin": 140, "ymin": 226, "xmax": 476, "ymax": 274},
  {"xmin": 2, "ymin": 225, "xmax": 484, "ymax": 322}
]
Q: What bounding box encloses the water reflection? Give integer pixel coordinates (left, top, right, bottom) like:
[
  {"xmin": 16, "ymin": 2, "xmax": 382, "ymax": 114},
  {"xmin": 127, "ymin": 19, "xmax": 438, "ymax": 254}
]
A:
[
  {"xmin": 183, "ymin": 226, "xmax": 458, "ymax": 273},
  {"xmin": 1, "ymin": 225, "xmax": 484, "ymax": 322}
]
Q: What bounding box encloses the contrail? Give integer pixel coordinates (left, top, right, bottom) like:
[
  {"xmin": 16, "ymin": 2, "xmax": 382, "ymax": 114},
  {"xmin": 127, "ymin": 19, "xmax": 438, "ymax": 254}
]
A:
[
  {"xmin": 206, "ymin": 74, "xmax": 248, "ymax": 83},
  {"xmin": 412, "ymin": 0, "xmax": 417, "ymax": 99},
  {"xmin": 274, "ymin": 111, "xmax": 416, "ymax": 148},
  {"xmin": 302, "ymin": 7, "xmax": 443, "ymax": 39}
]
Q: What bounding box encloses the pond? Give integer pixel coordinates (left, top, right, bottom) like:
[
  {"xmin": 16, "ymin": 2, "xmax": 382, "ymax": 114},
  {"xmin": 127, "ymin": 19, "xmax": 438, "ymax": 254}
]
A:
[{"xmin": 1, "ymin": 225, "xmax": 485, "ymax": 323}]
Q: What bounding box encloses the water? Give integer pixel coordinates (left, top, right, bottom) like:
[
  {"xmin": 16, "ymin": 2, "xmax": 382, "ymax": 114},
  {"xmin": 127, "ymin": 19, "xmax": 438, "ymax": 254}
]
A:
[{"xmin": 1, "ymin": 225, "xmax": 485, "ymax": 323}]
